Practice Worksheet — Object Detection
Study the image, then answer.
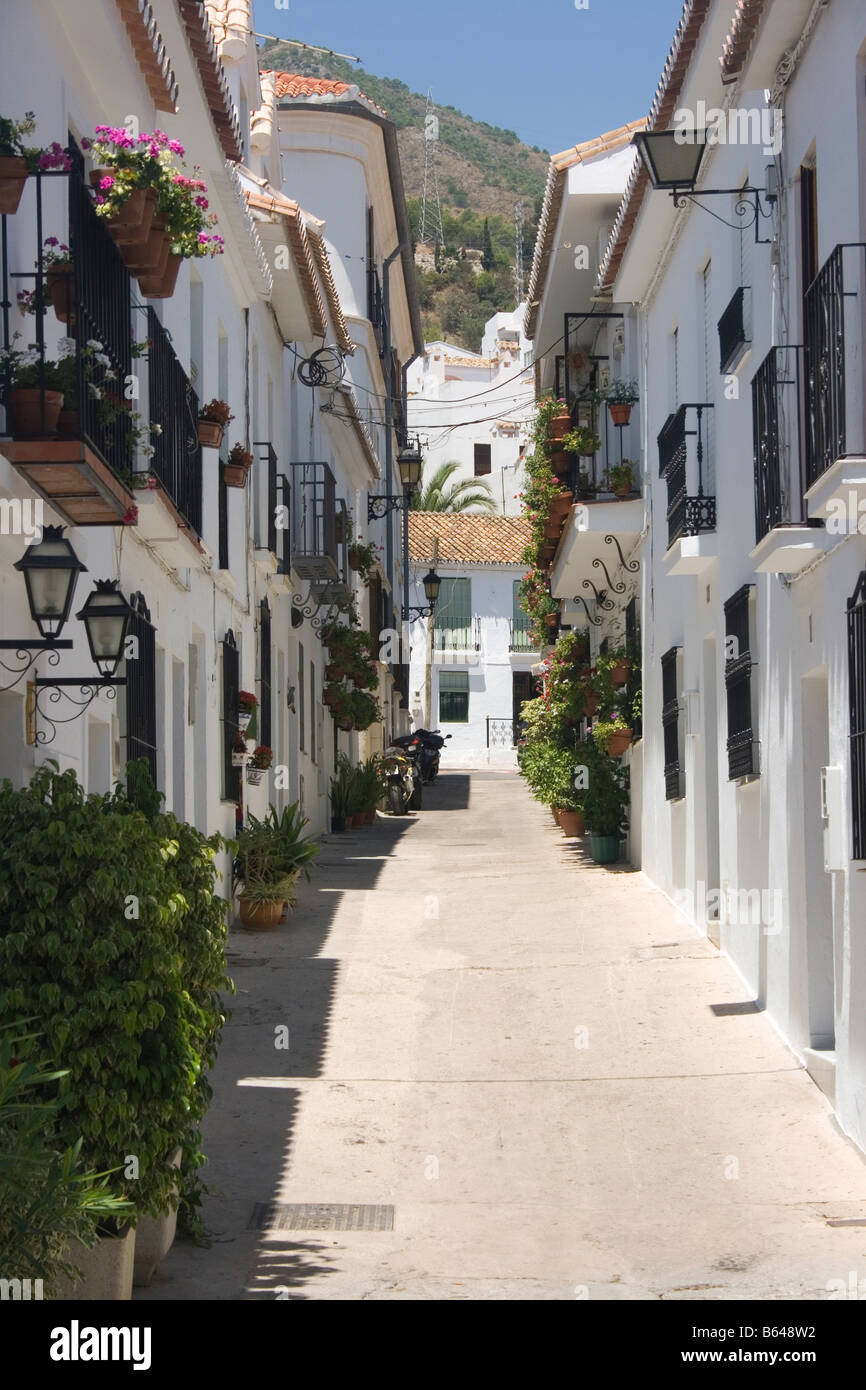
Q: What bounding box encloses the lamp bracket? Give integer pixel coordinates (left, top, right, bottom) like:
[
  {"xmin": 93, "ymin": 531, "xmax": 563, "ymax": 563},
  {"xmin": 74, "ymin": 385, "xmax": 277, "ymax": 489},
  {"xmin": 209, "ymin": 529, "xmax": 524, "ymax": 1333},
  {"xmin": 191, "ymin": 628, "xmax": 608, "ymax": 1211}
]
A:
[
  {"xmin": 571, "ymin": 595, "xmax": 603, "ymax": 627},
  {"xmin": 403, "ymin": 605, "xmax": 434, "ymax": 621},
  {"xmin": 31, "ymin": 679, "xmax": 121, "ymax": 747},
  {"xmin": 670, "ymin": 186, "xmax": 774, "ymax": 243},
  {"xmin": 368, "ymin": 493, "xmax": 405, "ymax": 521},
  {"xmin": 0, "ymin": 642, "xmax": 72, "ymax": 694}
]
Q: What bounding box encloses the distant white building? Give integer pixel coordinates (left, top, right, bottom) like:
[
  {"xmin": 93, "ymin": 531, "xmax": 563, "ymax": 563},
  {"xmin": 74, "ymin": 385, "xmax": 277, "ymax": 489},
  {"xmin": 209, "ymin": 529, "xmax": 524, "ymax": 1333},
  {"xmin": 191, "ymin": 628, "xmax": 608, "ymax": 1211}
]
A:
[
  {"xmin": 406, "ymin": 307, "xmax": 535, "ymax": 515},
  {"xmin": 407, "ymin": 514, "xmax": 537, "ymax": 767}
]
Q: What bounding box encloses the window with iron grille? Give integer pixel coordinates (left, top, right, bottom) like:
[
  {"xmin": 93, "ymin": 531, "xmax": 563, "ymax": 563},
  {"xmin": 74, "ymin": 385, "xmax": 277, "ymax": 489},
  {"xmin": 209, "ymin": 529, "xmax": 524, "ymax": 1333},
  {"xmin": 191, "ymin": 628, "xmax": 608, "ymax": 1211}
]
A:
[
  {"xmin": 848, "ymin": 570, "xmax": 866, "ymax": 859},
  {"xmin": 221, "ymin": 630, "xmax": 240, "ymax": 801},
  {"xmin": 661, "ymin": 646, "xmax": 683, "ymax": 800},
  {"xmin": 625, "ymin": 597, "xmax": 642, "ymax": 740},
  {"xmin": 259, "ymin": 598, "xmax": 272, "ymax": 751},
  {"xmin": 218, "ymin": 470, "xmax": 229, "ymax": 570},
  {"xmin": 724, "ymin": 585, "xmax": 758, "ymax": 780},
  {"xmin": 124, "ymin": 592, "xmax": 157, "ymax": 793},
  {"xmin": 474, "ymin": 443, "xmax": 492, "ymax": 476}
]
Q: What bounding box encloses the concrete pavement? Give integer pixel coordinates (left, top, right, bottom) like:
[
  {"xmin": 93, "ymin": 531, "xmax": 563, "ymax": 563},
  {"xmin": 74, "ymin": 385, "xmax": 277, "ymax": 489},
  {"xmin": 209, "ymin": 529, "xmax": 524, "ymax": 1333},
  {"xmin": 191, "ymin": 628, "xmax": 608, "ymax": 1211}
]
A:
[{"xmin": 138, "ymin": 769, "xmax": 866, "ymax": 1300}]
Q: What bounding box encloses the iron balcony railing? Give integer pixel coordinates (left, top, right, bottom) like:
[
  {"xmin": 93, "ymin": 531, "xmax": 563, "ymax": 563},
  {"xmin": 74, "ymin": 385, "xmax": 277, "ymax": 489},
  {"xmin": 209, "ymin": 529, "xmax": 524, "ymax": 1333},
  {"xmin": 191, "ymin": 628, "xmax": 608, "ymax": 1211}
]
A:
[
  {"xmin": 509, "ymin": 616, "xmax": 537, "ymax": 651},
  {"xmin": 804, "ymin": 242, "xmax": 866, "ymax": 486},
  {"xmin": 255, "ymin": 440, "xmax": 290, "ymax": 574},
  {"xmin": 144, "ymin": 306, "xmax": 202, "ymax": 536},
  {"xmin": 290, "ymin": 462, "xmax": 337, "ymax": 580},
  {"xmin": 718, "ymin": 285, "xmax": 750, "ymax": 374},
  {"xmin": 657, "ymin": 404, "xmax": 716, "ymax": 550},
  {"xmin": 486, "ymin": 717, "xmax": 515, "ymax": 749},
  {"xmin": 661, "ymin": 646, "xmax": 684, "ymax": 801},
  {"xmin": 751, "ymin": 344, "xmax": 808, "ymax": 543}
]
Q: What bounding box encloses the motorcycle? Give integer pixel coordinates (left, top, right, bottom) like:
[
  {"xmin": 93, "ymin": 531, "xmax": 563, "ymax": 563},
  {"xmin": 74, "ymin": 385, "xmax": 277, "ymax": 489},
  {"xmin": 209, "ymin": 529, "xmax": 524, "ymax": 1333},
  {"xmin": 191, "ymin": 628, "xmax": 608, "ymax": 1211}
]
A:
[
  {"xmin": 413, "ymin": 729, "xmax": 452, "ymax": 784},
  {"xmin": 383, "ymin": 737, "xmax": 422, "ymax": 814}
]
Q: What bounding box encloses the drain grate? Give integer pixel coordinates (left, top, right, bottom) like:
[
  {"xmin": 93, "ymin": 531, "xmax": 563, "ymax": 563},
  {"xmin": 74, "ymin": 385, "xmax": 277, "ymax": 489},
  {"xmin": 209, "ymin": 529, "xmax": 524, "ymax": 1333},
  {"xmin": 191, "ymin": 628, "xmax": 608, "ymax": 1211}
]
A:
[{"xmin": 249, "ymin": 1202, "xmax": 394, "ymax": 1232}]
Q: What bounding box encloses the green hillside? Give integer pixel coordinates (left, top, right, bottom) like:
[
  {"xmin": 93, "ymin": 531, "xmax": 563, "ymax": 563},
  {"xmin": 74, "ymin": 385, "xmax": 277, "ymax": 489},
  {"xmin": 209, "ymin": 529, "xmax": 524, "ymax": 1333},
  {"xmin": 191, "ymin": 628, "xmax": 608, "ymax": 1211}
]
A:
[{"xmin": 257, "ymin": 41, "xmax": 548, "ymax": 350}]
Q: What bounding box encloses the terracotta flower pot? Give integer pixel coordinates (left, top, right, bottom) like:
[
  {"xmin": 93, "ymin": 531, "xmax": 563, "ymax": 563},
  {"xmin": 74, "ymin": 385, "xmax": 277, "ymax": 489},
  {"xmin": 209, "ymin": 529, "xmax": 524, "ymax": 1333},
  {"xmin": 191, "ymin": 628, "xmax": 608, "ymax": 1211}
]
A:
[
  {"xmin": 552, "ymin": 807, "xmax": 563, "ymax": 824},
  {"xmin": 614, "ymin": 484, "xmax": 632, "ymax": 499},
  {"xmin": 610, "ymin": 662, "xmax": 629, "ymax": 686},
  {"xmin": 559, "ymin": 810, "xmax": 585, "ymax": 837},
  {"xmin": 544, "ymin": 519, "xmax": 562, "ymax": 540},
  {"xmin": 550, "ymin": 492, "xmax": 573, "ymax": 517},
  {"xmin": 57, "ymin": 408, "xmax": 79, "ymax": 435},
  {"xmin": 8, "ymin": 387, "xmax": 63, "ymax": 436},
  {"xmin": 123, "ymin": 215, "xmax": 168, "ymax": 276},
  {"xmin": 605, "ymin": 729, "xmax": 633, "ymax": 757},
  {"xmin": 198, "ymin": 419, "xmax": 224, "ymax": 449},
  {"xmin": 46, "ymin": 262, "xmax": 74, "ymax": 325},
  {"xmin": 547, "ymin": 409, "xmax": 571, "ymax": 441},
  {"xmin": 325, "ymin": 664, "xmax": 347, "ymax": 682},
  {"xmin": 348, "ymin": 549, "xmax": 362, "ymax": 571},
  {"xmin": 239, "ymin": 897, "xmax": 284, "ymax": 931},
  {"xmin": 90, "ymin": 171, "xmax": 153, "ymax": 247},
  {"xmin": 0, "ymin": 155, "xmax": 28, "ymax": 215},
  {"xmin": 139, "ymin": 251, "xmax": 181, "ymax": 300},
  {"xmin": 609, "ymin": 402, "xmax": 633, "ymax": 426},
  {"xmin": 549, "ymin": 449, "xmax": 570, "ymax": 473},
  {"xmin": 544, "ymin": 612, "xmax": 559, "ymax": 629},
  {"xmin": 223, "ymin": 461, "xmax": 250, "ymax": 488},
  {"xmin": 584, "ymin": 691, "xmax": 599, "ymax": 716}
]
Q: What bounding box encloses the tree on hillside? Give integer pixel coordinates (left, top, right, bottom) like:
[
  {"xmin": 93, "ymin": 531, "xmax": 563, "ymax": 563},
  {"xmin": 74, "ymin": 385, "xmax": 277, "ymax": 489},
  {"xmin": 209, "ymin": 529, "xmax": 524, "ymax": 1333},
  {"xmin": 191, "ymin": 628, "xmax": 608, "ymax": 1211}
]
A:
[
  {"xmin": 482, "ymin": 218, "xmax": 495, "ymax": 272},
  {"xmin": 410, "ymin": 461, "xmax": 497, "ymax": 514}
]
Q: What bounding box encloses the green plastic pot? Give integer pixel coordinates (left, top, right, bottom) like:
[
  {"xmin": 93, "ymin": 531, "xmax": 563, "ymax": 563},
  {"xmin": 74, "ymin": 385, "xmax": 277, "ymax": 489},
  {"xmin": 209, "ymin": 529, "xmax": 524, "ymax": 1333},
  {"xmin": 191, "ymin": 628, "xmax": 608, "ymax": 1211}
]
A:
[{"xmin": 589, "ymin": 833, "xmax": 620, "ymax": 864}]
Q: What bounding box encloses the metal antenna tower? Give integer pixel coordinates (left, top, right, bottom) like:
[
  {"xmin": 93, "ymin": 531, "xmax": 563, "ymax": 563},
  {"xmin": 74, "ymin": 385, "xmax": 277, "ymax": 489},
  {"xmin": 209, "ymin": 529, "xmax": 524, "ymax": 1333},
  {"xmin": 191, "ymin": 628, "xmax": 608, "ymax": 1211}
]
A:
[
  {"xmin": 419, "ymin": 90, "xmax": 444, "ymax": 248},
  {"xmin": 514, "ymin": 201, "xmax": 525, "ymax": 306}
]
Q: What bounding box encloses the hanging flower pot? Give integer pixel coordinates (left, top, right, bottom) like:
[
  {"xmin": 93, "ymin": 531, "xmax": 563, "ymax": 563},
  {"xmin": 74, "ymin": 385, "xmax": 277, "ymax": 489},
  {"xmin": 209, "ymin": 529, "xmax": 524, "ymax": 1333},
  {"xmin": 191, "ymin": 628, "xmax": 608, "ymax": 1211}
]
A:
[
  {"xmin": 90, "ymin": 170, "xmax": 153, "ymax": 247},
  {"xmin": 198, "ymin": 419, "xmax": 224, "ymax": 449},
  {"xmin": 231, "ymin": 748, "xmax": 248, "ymax": 768},
  {"xmin": 246, "ymin": 767, "xmax": 265, "ymax": 787},
  {"xmin": 584, "ymin": 691, "xmax": 599, "ymax": 716},
  {"xmin": 609, "ymin": 402, "xmax": 632, "ymax": 426},
  {"xmin": 7, "ymin": 387, "xmax": 63, "ymax": 436},
  {"xmin": 138, "ymin": 251, "xmax": 181, "ymax": 300},
  {"xmin": 325, "ymin": 664, "xmax": 347, "ymax": 682},
  {"xmin": 610, "ymin": 661, "xmax": 630, "ymax": 687},
  {"xmin": 544, "ymin": 612, "xmax": 559, "ymax": 630},
  {"xmin": 606, "ymin": 728, "xmax": 633, "ymax": 757},
  {"xmin": 223, "ymin": 445, "xmax": 253, "ymax": 489},
  {"xmin": 46, "ymin": 262, "xmax": 74, "ymax": 325},
  {"xmin": 547, "ymin": 405, "xmax": 572, "ymax": 442},
  {"xmin": 549, "ymin": 450, "xmax": 570, "ymax": 474},
  {"xmin": 347, "ymin": 547, "xmax": 362, "ymax": 571},
  {"xmin": 0, "ymin": 155, "xmax": 28, "ymax": 215},
  {"xmin": 123, "ymin": 214, "xmax": 169, "ymax": 277}
]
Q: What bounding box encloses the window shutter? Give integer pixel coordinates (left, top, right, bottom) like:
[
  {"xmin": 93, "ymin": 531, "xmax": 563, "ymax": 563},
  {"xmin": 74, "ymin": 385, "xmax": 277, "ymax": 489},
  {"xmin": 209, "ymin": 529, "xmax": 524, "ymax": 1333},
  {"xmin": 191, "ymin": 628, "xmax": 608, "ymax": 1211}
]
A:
[
  {"xmin": 724, "ymin": 585, "xmax": 758, "ymax": 780},
  {"xmin": 222, "ymin": 630, "xmax": 240, "ymax": 800},
  {"xmin": 259, "ymin": 598, "xmax": 272, "ymax": 750},
  {"xmin": 661, "ymin": 646, "xmax": 684, "ymax": 800},
  {"xmin": 435, "ymin": 578, "xmax": 471, "ymax": 649}
]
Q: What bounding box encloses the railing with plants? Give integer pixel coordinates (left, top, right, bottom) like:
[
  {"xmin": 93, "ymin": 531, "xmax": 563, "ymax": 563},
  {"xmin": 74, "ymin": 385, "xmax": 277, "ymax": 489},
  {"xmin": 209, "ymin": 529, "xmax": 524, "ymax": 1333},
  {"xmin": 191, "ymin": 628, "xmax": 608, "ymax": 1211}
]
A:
[{"xmin": 321, "ymin": 622, "xmax": 382, "ymax": 732}]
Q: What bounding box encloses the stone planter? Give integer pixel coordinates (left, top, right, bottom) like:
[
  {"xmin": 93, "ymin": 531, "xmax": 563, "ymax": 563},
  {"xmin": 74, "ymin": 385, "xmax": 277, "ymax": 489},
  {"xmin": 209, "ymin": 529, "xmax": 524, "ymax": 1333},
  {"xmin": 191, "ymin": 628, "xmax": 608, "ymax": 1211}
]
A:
[
  {"xmin": 8, "ymin": 387, "xmax": 63, "ymax": 436},
  {"xmin": 133, "ymin": 1149, "xmax": 182, "ymax": 1287},
  {"xmin": 53, "ymin": 1227, "xmax": 135, "ymax": 1300},
  {"xmin": 0, "ymin": 155, "xmax": 28, "ymax": 214}
]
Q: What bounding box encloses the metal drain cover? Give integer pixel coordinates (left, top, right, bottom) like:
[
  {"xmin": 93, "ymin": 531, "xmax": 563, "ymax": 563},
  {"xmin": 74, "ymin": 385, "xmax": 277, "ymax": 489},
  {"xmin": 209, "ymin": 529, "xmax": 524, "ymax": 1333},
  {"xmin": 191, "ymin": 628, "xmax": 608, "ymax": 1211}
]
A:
[{"xmin": 250, "ymin": 1202, "xmax": 394, "ymax": 1232}]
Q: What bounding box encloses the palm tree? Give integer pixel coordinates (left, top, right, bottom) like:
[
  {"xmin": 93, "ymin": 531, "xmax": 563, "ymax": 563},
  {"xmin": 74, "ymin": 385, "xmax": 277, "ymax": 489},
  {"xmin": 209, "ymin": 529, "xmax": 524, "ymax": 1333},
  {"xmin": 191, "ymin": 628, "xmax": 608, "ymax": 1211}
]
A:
[{"xmin": 410, "ymin": 460, "xmax": 497, "ymax": 513}]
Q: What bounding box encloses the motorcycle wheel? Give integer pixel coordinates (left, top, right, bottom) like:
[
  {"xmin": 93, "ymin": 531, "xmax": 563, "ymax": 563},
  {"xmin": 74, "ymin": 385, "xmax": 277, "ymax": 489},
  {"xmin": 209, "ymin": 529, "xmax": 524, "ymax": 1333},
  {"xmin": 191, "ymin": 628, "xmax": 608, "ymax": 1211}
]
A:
[
  {"xmin": 388, "ymin": 784, "xmax": 404, "ymax": 816},
  {"xmin": 409, "ymin": 781, "xmax": 423, "ymax": 811}
]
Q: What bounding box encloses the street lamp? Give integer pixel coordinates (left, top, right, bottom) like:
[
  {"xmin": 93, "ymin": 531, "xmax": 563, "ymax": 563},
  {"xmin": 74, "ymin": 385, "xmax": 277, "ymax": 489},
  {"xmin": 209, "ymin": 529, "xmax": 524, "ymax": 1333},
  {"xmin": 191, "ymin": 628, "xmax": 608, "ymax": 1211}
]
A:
[
  {"xmin": 76, "ymin": 580, "xmax": 135, "ymax": 678},
  {"xmin": 631, "ymin": 129, "xmax": 776, "ymax": 242},
  {"xmin": 396, "ymin": 442, "xmax": 423, "ymax": 492},
  {"xmin": 13, "ymin": 525, "xmax": 86, "ymax": 641},
  {"xmin": 406, "ymin": 564, "xmax": 442, "ymax": 622}
]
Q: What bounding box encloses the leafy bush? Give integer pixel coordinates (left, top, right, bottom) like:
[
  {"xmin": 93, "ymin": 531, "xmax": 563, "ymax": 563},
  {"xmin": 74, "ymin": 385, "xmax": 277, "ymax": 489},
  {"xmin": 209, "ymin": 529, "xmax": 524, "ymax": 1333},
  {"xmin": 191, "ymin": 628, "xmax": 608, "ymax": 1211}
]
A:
[{"xmin": 0, "ymin": 762, "xmax": 231, "ymax": 1231}]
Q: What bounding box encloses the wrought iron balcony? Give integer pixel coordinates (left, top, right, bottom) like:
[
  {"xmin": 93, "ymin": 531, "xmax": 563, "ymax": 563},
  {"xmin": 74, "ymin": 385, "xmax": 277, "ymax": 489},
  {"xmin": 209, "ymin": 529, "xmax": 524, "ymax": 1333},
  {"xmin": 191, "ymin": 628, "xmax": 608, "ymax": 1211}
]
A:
[
  {"xmin": 657, "ymin": 404, "xmax": 715, "ymax": 550},
  {"xmin": 368, "ymin": 263, "xmax": 385, "ymax": 358},
  {"xmin": 144, "ymin": 307, "xmax": 202, "ymax": 537},
  {"xmin": 718, "ymin": 285, "xmax": 750, "ymax": 373},
  {"xmin": 255, "ymin": 440, "xmax": 289, "ymax": 574},
  {"xmin": 752, "ymin": 344, "xmax": 805, "ymax": 542},
  {"xmin": 804, "ymin": 243, "xmax": 866, "ymax": 486},
  {"xmin": 290, "ymin": 462, "xmax": 338, "ymax": 580}
]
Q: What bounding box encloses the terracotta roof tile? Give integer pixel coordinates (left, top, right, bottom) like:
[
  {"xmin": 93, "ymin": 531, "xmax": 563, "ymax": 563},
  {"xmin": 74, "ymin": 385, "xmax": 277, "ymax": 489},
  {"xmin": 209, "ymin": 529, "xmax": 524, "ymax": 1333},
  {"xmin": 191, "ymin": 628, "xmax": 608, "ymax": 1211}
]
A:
[
  {"xmin": 720, "ymin": 0, "xmax": 769, "ymax": 82},
  {"xmin": 266, "ymin": 71, "xmax": 388, "ymax": 117},
  {"xmin": 408, "ymin": 514, "xmax": 531, "ymax": 566},
  {"xmin": 244, "ymin": 186, "xmax": 327, "ymax": 337},
  {"xmin": 306, "ymin": 229, "xmax": 354, "ymax": 354}
]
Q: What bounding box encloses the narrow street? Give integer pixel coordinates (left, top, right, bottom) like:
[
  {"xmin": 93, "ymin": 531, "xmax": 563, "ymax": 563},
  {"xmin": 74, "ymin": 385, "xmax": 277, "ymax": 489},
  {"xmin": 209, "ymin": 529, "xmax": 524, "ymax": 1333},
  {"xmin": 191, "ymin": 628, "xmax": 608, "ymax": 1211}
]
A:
[{"xmin": 140, "ymin": 770, "xmax": 866, "ymax": 1302}]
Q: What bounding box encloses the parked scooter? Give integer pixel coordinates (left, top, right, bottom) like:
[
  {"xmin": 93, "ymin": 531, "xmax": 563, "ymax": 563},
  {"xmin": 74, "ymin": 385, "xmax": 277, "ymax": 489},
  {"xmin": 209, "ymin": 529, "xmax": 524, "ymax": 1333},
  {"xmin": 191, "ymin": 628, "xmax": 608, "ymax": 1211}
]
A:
[
  {"xmin": 383, "ymin": 737, "xmax": 422, "ymax": 814},
  {"xmin": 413, "ymin": 729, "xmax": 452, "ymax": 784}
]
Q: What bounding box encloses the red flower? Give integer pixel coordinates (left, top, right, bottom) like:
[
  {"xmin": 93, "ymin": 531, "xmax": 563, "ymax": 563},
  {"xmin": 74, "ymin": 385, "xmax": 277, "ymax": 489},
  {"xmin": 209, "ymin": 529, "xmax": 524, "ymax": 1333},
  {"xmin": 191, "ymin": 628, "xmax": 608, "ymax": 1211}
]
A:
[{"xmin": 122, "ymin": 504, "xmax": 138, "ymax": 524}]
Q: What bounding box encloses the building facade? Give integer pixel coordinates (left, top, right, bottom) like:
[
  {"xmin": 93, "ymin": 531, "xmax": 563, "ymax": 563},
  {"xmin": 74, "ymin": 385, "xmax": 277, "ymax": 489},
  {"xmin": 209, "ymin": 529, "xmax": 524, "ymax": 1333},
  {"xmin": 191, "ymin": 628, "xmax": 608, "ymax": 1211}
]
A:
[
  {"xmin": 407, "ymin": 514, "xmax": 536, "ymax": 767},
  {"xmin": 0, "ymin": 2, "xmax": 422, "ymax": 887}
]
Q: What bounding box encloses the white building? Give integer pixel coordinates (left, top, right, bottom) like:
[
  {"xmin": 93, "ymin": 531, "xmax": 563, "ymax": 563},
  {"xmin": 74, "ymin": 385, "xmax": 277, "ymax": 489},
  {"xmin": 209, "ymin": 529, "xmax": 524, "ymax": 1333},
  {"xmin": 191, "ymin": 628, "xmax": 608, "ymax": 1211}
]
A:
[
  {"xmin": 406, "ymin": 513, "xmax": 537, "ymax": 767},
  {"xmin": 406, "ymin": 307, "xmax": 535, "ymax": 515},
  {"xmin": 530, "ymin": 0, "xmax": 866, "ymax": 1155},
  {"xmin": 0, "ymin": 2, "xmax": 422, "ymax": 878}
]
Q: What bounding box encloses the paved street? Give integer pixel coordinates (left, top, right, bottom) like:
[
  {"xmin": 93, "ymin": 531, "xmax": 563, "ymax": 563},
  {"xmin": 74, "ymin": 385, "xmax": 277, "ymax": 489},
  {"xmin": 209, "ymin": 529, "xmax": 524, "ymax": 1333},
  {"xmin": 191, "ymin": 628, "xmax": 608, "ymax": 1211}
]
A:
[{"xmin": 139, "ymin": 770, "xmax": 866, "ymax": 1301}]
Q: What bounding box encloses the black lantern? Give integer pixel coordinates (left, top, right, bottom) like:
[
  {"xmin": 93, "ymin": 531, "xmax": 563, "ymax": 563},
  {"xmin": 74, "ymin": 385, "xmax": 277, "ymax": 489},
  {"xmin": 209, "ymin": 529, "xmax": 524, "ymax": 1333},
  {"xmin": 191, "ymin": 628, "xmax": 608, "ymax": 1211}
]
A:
[
  {"xmin": 397, "ymin": 442, "xmax": 424, "ymax": 491},
  {"xmin": 76, "ymin": 580, "xmax": 135, "ymax": 678},
  {"xmin": 632, "ymin": 129, "xmax": 708, "ymax": 191},
  {"xmin": 13, "ymin": 525, "xmax": 87, "ymax": 640},
  {"xmin": 421, "ymin": 566, "xmax": 441, "ymax": 607}
]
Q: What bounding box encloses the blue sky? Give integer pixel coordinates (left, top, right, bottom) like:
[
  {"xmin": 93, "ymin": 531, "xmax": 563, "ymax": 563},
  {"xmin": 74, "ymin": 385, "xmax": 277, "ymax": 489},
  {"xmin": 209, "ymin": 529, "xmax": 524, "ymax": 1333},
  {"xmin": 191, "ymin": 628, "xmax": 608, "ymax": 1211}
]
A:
[{"xmin": 252, "ymin": 0, "xmax": 686, "ymax": 153}]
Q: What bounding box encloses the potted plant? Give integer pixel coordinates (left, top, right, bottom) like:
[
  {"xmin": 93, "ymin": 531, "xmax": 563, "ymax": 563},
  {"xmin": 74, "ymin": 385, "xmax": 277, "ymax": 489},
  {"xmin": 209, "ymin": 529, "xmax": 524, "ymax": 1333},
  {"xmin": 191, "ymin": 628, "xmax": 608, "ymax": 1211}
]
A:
[
  {"xmin": 576, "ymin": 469, "xmax": 597, "ymax": 500},
  {"xmin": 329, "ymin": 760, "xmax": 352, "ymax": 832},
  {"xmin": 236, "ymin": 690, "xmax": 257, "ymax": 733},
  {"xmin": 0, "ymin": 335, "xmax": 68, "ymax": 435},
  {"xmin": 606, "ymin": 379, "xmax": 639, "ymax": 426},
  {"xmin": 198, "ymin": 399, "xmax": 233, "ymax": 449},
  {"xmin": 233, "ymin": 803, "xmax": 319, "ymax": 930},
  {"xmin": 0, "ymin": 113, "xmax": 39, "ymax": 214},
  {"xmin": 231, "ymin": 733, "xmax": 249, "ymax": 768},
  {"xmin": 598, "ymin": 647, "xmax": 631, "ymax": 686},
  {"xmin": 224, "ymin": 442, "xmax": 253, "ymax": 488},
  {"xmin": 561, "ymin": 426, "xmax": 602, "ymax": 458},
  {"xmin": 546, "ymin": 398, "xmax": 572, "ymax": 443},
  {"xmin": 347, "ymin": 537, "xmax": 378, "ymax": 579},
  {"xmin": 583, "ymin": 749, "xmax": 630, "ymax": 864},
  {"xmin": 607, "ymin": 460, "xmax": 637, "ymax": 499},
  {"xmin": 246, "ymin": 746, "xmax": 273, "ymax": 787},
  {"xmin": 592, "ymin": 717, "xmax": 633, "ymax": 758}
]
